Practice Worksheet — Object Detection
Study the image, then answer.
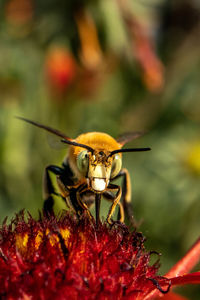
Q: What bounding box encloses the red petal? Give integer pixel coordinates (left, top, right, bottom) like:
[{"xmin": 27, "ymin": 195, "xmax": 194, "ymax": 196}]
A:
[
  {"xmin": 170, "ymin": 272, "xmax": 200, "ymax": 286},
  {"xmin": 166, "ymin": 238, "xmax": 200, "ymax": 278},
  {"xmin": 152, "ymin": 273, "xmax": 200, "ymax": 299}
]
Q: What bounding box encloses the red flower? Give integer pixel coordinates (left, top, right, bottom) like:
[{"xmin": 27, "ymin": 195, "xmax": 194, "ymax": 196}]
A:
[
  {"xmin": 0, "ymin": 211, "xmax": 199, "ymax": 299},
  {"xmin": 5, "ymin": 0, "xmax": 34, "ymax": 26},
  {"xmin": 45, "ymin": 47, "xmax": 76, "ymax": 96},
  {"xmin": 117, "ymin": 0, "xmax": 164, "ymax": 93}
]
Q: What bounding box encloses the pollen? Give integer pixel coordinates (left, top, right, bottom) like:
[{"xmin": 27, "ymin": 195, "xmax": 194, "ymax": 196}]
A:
[
  {"xmin": 60, "ymin": 228, "xmax": 71, "ymax": 246},
  {"xmin": 35, "ymin": 230, "xmax": 43, "ymax": 250},
  {"xmin": 46, "ymin": 228, "xmax": 59, "ymax": 246},
  {"xmin": 15, "ymin": 233, "xmax": 28, "ymax": 253}
]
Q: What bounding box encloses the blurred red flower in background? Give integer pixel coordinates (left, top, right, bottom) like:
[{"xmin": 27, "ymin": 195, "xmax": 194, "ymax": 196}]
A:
[
  {"xmin": 117, "ymin": 0, "xmax": 164, "ymax": 93},
  {"xmin": 0, "ymin": 211, "xmax": 199, "ymax": 299},
  {"xmin": 5, "ymin": 0, "xmax": 34, "ymax": 26},
  {"xmin": 45, "ymin": 47, "xmax": 76, "ymax": 97}
]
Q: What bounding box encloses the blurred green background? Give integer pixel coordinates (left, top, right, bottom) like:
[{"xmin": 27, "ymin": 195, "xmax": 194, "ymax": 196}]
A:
[{"xmin": 0, "ymin": 0, "xmax": 200, "ymax": 298}]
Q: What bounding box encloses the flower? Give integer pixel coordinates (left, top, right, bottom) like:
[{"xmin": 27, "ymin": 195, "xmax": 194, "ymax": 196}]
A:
[
  {"xmin": 117, "ymin": 0, "xmax": 164, "ymax": 93},
  {"xmin": 0, "ymin": 211, "xmax": 199, "ymax": 299},
  {"xmin": 5, "ymin": 0, "xmax": 34, "ymax": 27},
  {"xmin": 45, "ymin": 47, "xmax": 76, "ymax": 96}
]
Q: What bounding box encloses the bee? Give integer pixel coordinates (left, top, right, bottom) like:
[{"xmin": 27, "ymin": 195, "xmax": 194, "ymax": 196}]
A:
[{"xmin": 17, "ymin": 117, "xmax": 150, "ymax": 226}]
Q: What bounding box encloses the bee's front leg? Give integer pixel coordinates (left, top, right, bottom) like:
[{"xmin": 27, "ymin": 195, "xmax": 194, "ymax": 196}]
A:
[
  {"xmin": 106, "ymin": 184, "xmax": 122, "ymax": 225},
  {"xmin": 112, "ymin": 168, "xmax": 137, "ymax": 227},
  {"xmin": 43, "ymin": 165, "xmax": 64, "ymax": 216},
  {"xmin": 103, "ymin": 191, "xmax": 124, "ymax": 222},
  {"xmin": 76, "ymin": 184, "xmax": 94, "ymax": 221}
]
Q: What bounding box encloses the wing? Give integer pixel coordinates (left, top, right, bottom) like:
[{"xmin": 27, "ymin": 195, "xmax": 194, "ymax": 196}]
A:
[
  {"xmin": 46, "ymin": 132, "xmax": 69, "ymax": 150},
  {"xmin": 117, "ymin": 131, "xmax": 145, "ymax": 146}
]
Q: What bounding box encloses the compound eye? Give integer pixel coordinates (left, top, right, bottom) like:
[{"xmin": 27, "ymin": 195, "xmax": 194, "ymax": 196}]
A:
[
  {"xmin": 111, "ymin": 154, "xmax": 122, "ymax": 179},
  {"xmin": 77, "ymin": 150, "xmax": 89, "ymax": 175}
]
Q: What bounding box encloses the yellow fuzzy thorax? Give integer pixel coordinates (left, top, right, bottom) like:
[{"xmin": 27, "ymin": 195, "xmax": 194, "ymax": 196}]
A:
[
  {"xmin": 69, "ymin": 132, "xmax": 121, "ymax": 159},
  {"xmin": 77, "ymin": 132, "xmax": 120, "ymax": 151}
]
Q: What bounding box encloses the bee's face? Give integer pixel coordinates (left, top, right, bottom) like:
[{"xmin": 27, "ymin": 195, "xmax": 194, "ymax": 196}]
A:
[{"xmin": 76, "ymin": 149, "xmax": 122, "ymax": 192}]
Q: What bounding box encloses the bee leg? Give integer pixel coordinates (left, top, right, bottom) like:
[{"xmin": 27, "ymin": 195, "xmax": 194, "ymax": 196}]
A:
[
  {"xmin": 106, "ymin": 184, "xmax": 122, "ymax": 225},
  {"xmin": 76, "ymin": 185, "xmax": 94, "ymax": 222},
  {"xmin": 103, "ymin": 191, "xmax": 124, "ymax": 222},
  {"xmin": 56, "ymin": 176, "xmax": 85, "ymax": 217},
  {"xmin": 56, "ymin": 178, "xmax": 93, "ymax": 222},
  {"xmin": 43, "ymin": 165, "xmax": 64, "ymax": 216},
  {"xmin": 68, "ymin": 187, "xmax": 85, "ymax": 218},
  {"xmin": 56, "ymin": 177, "xmax": 74, "ymax": 210},
  {"xmin": 117, "ymin": 202, "xmax": 125, "ymax": 222},
  {"xmin": 112, "ymin": 168, "xmax": 137, "ymax": 227}
]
